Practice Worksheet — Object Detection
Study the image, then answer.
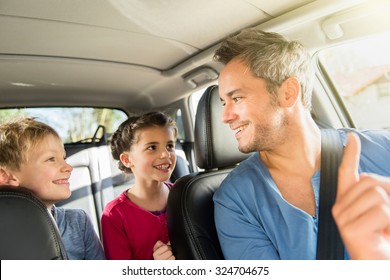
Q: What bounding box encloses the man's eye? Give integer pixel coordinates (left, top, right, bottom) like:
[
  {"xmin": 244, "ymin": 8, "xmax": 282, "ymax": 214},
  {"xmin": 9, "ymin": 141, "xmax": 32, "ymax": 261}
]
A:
[{"xmin": 233, "ymin": 97, "xmax": 241, "ymax": 102}]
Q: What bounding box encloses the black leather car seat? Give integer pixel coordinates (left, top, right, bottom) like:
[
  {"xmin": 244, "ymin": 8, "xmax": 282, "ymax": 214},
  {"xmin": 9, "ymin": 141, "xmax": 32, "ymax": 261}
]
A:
[
  {"xmin": 0, "ymin": 187, "xmax": 68, "ymax": 260},
  {"xmin": 167, "ymin": 85, "xmax": 250, "ymax": 259}
]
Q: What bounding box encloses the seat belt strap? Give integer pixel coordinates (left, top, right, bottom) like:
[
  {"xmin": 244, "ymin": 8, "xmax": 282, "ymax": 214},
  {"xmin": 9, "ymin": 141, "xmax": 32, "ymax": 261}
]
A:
[{"xmin": 316, "ymin": 129, "xmax": 345, "ymax": 260}]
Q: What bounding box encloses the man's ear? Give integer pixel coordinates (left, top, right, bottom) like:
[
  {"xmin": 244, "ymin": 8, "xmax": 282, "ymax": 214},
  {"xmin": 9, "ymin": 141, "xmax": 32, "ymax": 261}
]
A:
[
  {"xmin": 279, "ymin": 77, "xmax": 300, "ymax": 108},
  {"xmin": 0, "ymin": 168, "xmax": 20, "ymax": 187}
]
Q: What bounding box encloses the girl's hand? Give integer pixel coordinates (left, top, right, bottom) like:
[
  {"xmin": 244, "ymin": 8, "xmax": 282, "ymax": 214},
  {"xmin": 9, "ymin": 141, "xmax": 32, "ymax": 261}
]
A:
[{"xmin": 153, "ymin": 240, "xmax": 176, "ymax": 260}]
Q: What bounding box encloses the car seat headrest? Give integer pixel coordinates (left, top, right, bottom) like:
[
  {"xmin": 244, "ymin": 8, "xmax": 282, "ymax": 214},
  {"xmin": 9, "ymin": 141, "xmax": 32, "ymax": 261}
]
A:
[
  {"xmin": 194, "ymin": 85, "xmax": 249, "ymax": 170},
  {"xmin": 0, "ymin": 187, "xmax": 68, "ymax": 260}
]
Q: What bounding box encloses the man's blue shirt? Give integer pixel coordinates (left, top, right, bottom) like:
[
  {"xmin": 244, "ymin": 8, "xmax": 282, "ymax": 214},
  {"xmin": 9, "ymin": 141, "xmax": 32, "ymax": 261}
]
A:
[{"xmin": 213, "ymin": 129, "xmax": 390, "ymax": 259}]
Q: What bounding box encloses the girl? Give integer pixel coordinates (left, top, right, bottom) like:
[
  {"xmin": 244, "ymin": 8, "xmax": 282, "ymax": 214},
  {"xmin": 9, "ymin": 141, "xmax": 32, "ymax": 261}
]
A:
[{"xmin": 101, "ymin": 112, "xmax": 177, "ymax": 260}]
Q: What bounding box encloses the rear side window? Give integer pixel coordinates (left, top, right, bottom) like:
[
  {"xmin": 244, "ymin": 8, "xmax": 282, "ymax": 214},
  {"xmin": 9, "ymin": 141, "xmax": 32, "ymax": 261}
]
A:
[
  {"xmin": 318, "ymin": 32, "xmax": 390, "ymax": 129},
  {"xmin": 189, "ymin": 86, "xmax": 209, "ymax": 121},
  {"xmin": 0, "ymin": 107, "xmax": 127, "ymax": 144}
]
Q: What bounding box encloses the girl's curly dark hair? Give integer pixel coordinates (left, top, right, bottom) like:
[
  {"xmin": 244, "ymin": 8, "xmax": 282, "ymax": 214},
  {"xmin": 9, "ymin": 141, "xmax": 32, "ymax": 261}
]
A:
[{"xmin": 110, "ymin": 111, "xmax": 177, "ymax": 174}]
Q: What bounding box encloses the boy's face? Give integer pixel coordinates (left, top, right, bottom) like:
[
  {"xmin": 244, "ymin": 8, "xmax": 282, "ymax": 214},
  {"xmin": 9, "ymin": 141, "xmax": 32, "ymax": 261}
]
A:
[{"xmin": 12, "ymin": 134, "xmax": 73, "ymax": 207}]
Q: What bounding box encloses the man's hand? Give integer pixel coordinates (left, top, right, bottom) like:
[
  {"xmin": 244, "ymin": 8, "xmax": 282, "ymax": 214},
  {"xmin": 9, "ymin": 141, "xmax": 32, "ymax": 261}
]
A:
[{"xmin": 332, "ymin": 133, "xmax": 390, "ymax": 259}]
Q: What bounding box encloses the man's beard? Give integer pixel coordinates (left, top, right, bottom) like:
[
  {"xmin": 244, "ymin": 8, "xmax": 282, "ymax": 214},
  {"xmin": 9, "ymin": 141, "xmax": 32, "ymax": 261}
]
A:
[{"xmin": 237, "ymin": 114, "xmax": 288, "ymax": 153}]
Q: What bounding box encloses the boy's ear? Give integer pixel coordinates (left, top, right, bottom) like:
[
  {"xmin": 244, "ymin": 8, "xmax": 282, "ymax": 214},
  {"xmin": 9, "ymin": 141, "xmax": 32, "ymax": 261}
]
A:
[{"xmin": 0, "ymin": 168, "xmax": 20, "ymax": 187}]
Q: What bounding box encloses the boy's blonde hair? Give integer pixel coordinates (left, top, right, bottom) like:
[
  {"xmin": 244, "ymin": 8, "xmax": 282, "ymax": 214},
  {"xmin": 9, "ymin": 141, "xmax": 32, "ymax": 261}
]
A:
[{"xmin": 0, "ymin": 117, "xmax": 60, "ymax": 171}]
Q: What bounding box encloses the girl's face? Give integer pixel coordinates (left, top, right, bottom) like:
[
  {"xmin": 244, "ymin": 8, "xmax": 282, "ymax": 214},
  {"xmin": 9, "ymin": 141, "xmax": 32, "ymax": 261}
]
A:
[
  {"xmin": 122, "ymin": 126, "xmax": 177, "ymax": 184},
  {"xmin": 12, "ymin": 134, "xmax": 73, "ymax": 207}
]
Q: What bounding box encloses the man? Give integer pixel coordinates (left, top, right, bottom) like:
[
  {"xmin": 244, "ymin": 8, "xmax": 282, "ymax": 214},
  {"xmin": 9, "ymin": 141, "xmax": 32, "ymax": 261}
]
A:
[{"xmin": 213, "ymin": 28, "xmax": 390, "ymax": 259}]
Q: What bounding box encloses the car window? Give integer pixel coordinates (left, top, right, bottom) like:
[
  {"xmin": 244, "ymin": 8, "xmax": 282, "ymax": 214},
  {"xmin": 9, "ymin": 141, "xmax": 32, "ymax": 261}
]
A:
[
  {"xmin": 317, "ymin": 32, "xmax": 390, "ymax": 129},
  {"xmin": 0, "ymin": 107, "xmax": 128, "ymax": 144},
  {"xmin": 190, "ymin": 86, "xmax": 212, "ymax": 121},
  {"xmin": 174, "ymin": 108, "xmax": 185, "ymax": 140}
]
